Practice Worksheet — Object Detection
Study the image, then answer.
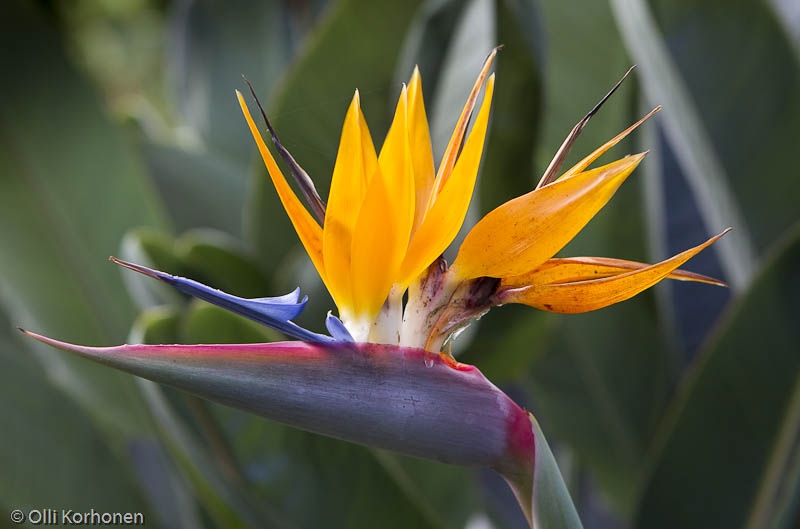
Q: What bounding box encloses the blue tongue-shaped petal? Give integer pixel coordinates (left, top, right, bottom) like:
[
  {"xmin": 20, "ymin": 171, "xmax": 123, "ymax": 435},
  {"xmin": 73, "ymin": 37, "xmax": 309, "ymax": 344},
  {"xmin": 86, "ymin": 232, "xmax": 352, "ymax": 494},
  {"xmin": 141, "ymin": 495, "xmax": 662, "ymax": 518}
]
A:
[
  {"xmin": 325, "ymin": 312, "xmax": 355, "ymax": 342},
  {"xmin": 110, "ymin": 257, "xmax": 339, "ymax": 343}
]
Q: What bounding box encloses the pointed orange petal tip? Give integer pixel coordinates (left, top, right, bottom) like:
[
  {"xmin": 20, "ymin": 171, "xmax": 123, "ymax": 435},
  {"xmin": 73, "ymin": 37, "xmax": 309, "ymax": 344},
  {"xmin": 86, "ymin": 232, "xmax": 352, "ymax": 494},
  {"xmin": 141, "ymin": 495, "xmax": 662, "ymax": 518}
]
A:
[
  {"xmin": 556, "ymin": 107, "xmax": 660, "ymax": 184},
  {"xmin": 500, "ymin": 228, "xmax": 731, "ymax": 313},
  {"xmin": 452, "ymin": 151, "xmax": 647, "ymax": 280}
]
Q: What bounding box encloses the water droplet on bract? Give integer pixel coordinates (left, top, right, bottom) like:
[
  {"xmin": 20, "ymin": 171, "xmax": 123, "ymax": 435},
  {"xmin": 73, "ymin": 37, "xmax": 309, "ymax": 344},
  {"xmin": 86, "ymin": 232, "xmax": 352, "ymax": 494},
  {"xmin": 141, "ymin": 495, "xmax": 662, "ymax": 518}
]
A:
[{"xmin": 424, "ymin": 355, "xmax": 435, "ymax": 368}]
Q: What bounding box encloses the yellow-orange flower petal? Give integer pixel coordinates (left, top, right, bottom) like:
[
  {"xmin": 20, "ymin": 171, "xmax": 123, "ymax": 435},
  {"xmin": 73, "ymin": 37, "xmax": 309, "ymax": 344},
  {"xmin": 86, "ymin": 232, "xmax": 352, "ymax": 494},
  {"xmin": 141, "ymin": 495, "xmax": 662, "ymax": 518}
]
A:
[
  {"xmin": 558, "ymin": 106, "xmax": 660, "ymax": 182},
  {"xmin": 428, "ymin": 48, "xmax": 498, "ymax": 205},
  {"xmin": 499, "ymin": 229, "xmax": 730, "ymax": 313},
  {"xmin": 451, "ymin": 153, "xmax": 646, "ymax": 280},
  {"xmin": 407, "ymin": 67, "xmax": 435, "ymax": 235},
  {"xmin": 501, "ymin": 256, "xmax": 727, "ymax": 289},
  {"xmin": 236, "ymin": 90, "xmax": 326, "ymax": 283},
  {"xmin": 399, "ymin": 74, "xmax": 496, "ymax": 286},
  {"xmin": 350, "ymin": 87, "xmax": 415, "ymax": 319},
  {"xmin": 323, "ymin": 90, "xmax": 379, "ymax": 312}
]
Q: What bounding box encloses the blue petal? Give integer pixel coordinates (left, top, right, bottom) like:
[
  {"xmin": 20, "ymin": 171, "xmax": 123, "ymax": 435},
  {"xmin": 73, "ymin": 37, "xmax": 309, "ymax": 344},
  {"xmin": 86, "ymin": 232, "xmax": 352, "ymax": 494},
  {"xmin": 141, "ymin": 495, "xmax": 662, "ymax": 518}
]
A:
[
  {"xmin": 111, "ymin": 257, "xmax": 334, "ymax": 343},
  {"xmin": 325, "ymin": 312, "xmax": 355, "ymax": 342}
]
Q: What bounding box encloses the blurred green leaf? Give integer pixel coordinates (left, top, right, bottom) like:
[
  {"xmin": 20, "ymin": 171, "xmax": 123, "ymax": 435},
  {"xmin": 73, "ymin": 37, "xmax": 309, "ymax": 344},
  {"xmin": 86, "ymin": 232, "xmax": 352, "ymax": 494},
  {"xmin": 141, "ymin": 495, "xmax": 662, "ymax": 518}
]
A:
[
  {"xmin": 394, "ymin": 0, "xmax": 467, "ymax": 98},
  {"xmin": 528, "ymin": 302, "xmax": 674, "ymax": 515},
  {"xmin": 611, "ymin": 0, "xmax": 800, "ymax": 290},
  {"xmin": 142, "ymin": 143, "xmax": 249, "ymax": 237},
  {"xmin": 477, "ymin": 0, "xmax": 541, "ymax": 215},
  {"xmin": 246, "ymin": 0, "xmax": 424, "ymax": 270},
  {"xmin": 0, "ymin": 310, "xmax": 153, "ymax": 519},
  {"xmin": 120, "ymin": 228, "xmax": 185, "ymax": 310},
  {"xmin": 176, "ymin": 229, "xmax": 272, "ymax": 297},
  {"xmin": 167, "ymin": 0, "xmax": 292, "ymax": 163},
  {"xmin": 636, "ymin": 222, "xmax": 800, "ymax": 529},
  {"xmin": 182, "ymin": 302, "xmax": 278, "ymax": 344},
  {"xmin": 131, "ymin": 305, "xmax": 183, "ymax": 345},
  {"xmin": 529, "ymin": 415, "xmax": 585, "ymax": 529},
  {"xmin": 426, "ymin": 0, "xmax": 496, "ymax": 161},
  {"xmin": 120, "ymin": 228, "xmax": 273, "ymax": 312},
  {"xmin": 0, "ymin": 1, "xmax": 167, "ymax": 435},
  {"xmin": 264, "ymin": 430, "xmax": 455, "ymax": 529}
]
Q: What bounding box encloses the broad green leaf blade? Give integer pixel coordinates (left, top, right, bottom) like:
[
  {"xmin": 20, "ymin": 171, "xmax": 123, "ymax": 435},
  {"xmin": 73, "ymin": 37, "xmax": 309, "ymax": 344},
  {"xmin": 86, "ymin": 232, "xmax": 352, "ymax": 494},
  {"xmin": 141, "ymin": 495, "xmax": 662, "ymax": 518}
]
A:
[
  {"xmin": 167, "ymin": 0, "xmax": 292, "ymax": 162},
  {"xmin": 0, "ymin": 309, "xmax": 154, "ymax": 522},
  {"xmin": 142, "ymin": 143, "xmax": 248, "ymax": 237},
  {"xmin": 478, "ymin": 1, "xmax": 542, "ymax": 215},
  {"xmin": 0, "ymin": 1, "xmax": 167, "ymax": 435},
  {"xmin": 247, "ymin": 0, "xmax": 423, "ymax": 271},
  {"xmin": 528, "ymin": 415, "xmax": 584, "ymax": 529},
  {"xmin": 182, "ymin": 302, "xmax": 279, "ymax": 344},
  {"xmin": 120, "ymin": 228, "xmax": 186, "ymax": 310},
  {"xmin": 501, "ymin": 414, "xmax": 584, "ymax": 529},
  {"xmin": 609, "ymin": 0, "xmax": 758, "ymax": 291},
  {"xmin": 648, "ymin": 0, "xmax": 800, "ymax": 256},
  {"xmin": 175, "ymin": 229, "xmax": 273, "ymax": 297},
  {"xmin": 636, "ymin": 223, "xmax": 800, "ymax": 529},
  {"xmin": 427, "ymin": 0, "xmax": 496, "ymax": 163}
]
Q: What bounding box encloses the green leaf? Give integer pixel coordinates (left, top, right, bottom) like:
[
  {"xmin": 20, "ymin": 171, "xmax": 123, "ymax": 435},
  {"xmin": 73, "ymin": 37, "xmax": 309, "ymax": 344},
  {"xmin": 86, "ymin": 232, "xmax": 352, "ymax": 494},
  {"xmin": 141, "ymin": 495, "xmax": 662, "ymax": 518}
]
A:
[
  {"xmin": 500, "ymin": 414, "xmax": 584, "ymax": 529},
  {"xmin": 478, "ymin": 0, "xmax": 542, "ymax": 214},
  {"xmin": 644, "ymin": 0, "xmax": 800, "ymax": 259},
  {"xmin": 142, "ymin": 143, "xmax": 249, "ymax": 237},
  {"xmin": 528, "ymin": 415, "xmax": 585, "ymax": 529},
  {"xmin": 636, "ymin": 223, "xmax": 800, "ymax": 529},
  {"xmin": 0, "ymin": 310, "xmax": 153, "ymax": 519},
  {"xmin": 120, "ymin": 228, "xmax": 186, "ymax": 310},
  {"xmin": 181, "ymin": 302, "xmax": 279, "ymax": 344},
  {"xmin": 167, "ymin": 0, "xmax": 292, "ymax": 163},
  {"xmin": 528, "ymin": 302, "xmax": 674, "ymax": 514},
  {"xmin": 609, "ymin": 0, "xmax": 800, "ymax": 291},
  {"xmin": 0, "ymin": 1, "xmax": 167, "ymax": 435},
  {"xmin": 246, "ymin": 0, "xmax": 424, "ymax": 269},
  {"xmin": 176, "ymin": 230, "xmax": 273, "ymax": 298}
]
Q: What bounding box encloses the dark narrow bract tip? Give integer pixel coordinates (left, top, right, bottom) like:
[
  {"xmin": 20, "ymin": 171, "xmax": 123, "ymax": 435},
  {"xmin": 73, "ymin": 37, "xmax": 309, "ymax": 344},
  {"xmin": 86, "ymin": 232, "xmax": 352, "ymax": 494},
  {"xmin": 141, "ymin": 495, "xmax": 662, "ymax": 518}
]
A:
[
  {"xmin": 15, "ymin": 325, "xmax": 26, "ymax": 334},
  {"xmin": 241, "ymin": 75, "xmax": 327, "ymax": 223},
  {"xmin": 109, "ymin": 256, "xmax": 163, "ymax": 281},
  {"xmin": 537, "ymin": 65, "xmax": 639, "ymax": 189}
]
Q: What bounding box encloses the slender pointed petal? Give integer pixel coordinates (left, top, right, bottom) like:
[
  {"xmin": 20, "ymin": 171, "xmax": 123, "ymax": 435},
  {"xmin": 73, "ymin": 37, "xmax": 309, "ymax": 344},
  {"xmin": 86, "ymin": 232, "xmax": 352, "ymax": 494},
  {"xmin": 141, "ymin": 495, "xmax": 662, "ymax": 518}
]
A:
[
  {"xmin": 407, "ymin": 66, "xmax": 435, "ymax": 235},
  {"xmin": 350, "ymin": 86, "xmax": 415, "ymax": 319},
  {"xmin": 452, "ymin": 153, "xmax": 646, "ymax": 280},
  {"xmin": 242, "ymin": 77, "xmax": 326, "ymax": 222},
  {"xmin": 536, "ymin": 66, "xmax": 637, "ymax": 189},
  {"xmin": 501, "ymin": 256, "xmax": 727, "ymax": 289},
  {"xmin": 237, "ymin": 91, "xmax": 327, "ymax": 285},
  {"xmin": 22, "ymin": 332, "xmax": 530, "ymax": 470},
  {"xmin": 325, "ymin": 313, "xmax": 354, "ymax": 342},
  {"xmin": 110, "ymin": 257, "xmax": 333, "ymax": 343},
  {"xmin": 557, "ymin": 106, "xmax": 660, "ymax": 183},
  {"xmin": 400, "ymin": 75, "xmax": 496, "ymax": 286},
  {"xmin": 498, "ymin": 230, "xmax": 730, "ymax": 313},
  {"xmin": 324, "ymin": 90, "xmax": 379, "ymax": 313},
  {"xmin": 429, "ymin": 47, "xmax": 499, "ymax": 203}
]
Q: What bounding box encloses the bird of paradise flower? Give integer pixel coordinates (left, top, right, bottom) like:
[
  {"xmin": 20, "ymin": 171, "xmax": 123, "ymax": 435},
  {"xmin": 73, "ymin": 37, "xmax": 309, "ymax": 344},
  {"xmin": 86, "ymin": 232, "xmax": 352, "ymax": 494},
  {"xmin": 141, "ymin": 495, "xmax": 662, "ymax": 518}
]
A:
[{"xmin": 21, "ymin": 48, "xmax": 728, "ymax": 527}]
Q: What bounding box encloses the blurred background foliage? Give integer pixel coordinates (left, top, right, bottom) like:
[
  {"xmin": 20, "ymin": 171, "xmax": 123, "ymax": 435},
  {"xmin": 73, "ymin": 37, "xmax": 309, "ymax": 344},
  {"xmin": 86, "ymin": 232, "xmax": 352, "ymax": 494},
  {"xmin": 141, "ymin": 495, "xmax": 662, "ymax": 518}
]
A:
[{"xmin": 1, "ymin": 0, "xmax": 798, "ymax": 527}]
